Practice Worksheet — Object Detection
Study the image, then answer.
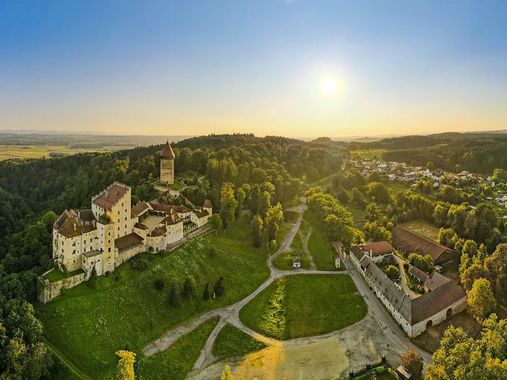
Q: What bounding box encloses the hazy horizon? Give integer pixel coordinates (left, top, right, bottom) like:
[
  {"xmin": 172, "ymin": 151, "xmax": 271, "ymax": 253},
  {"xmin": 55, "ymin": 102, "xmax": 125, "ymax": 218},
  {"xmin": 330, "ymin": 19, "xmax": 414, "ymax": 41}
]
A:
[{"xmin": 2, "ymin": 1, "xmax": 507, "ymax": 138}]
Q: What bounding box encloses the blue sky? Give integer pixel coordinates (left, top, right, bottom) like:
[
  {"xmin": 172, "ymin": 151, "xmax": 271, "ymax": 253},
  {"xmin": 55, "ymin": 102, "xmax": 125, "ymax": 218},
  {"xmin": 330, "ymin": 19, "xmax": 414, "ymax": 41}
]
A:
[{"xmin": 1, "ymin": 0, "xmax": 506, "ymax": 137}]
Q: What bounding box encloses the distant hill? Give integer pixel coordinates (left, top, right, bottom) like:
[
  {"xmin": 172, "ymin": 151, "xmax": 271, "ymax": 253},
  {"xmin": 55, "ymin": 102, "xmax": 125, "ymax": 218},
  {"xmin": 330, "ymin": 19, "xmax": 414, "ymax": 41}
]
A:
[{"xmin": 348, "ymin": 131, "xmax": 507, "ymax": 174}]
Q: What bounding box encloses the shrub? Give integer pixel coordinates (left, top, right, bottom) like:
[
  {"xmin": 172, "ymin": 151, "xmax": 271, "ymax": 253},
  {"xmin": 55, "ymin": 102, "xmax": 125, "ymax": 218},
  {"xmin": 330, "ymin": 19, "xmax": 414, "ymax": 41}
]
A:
[
  {"xmin": 154, "ymin": 278, "xmax": 165, "ymax": 291},
  {"xmin": 129, "ymin": 257, "xmax": 148, "ymax": 271},
  {"xmin": 182, "ymin": 277, "xmax": 196, "ymax": 299},
  {"xmin": 168, "ymin": 281, "xmax": 181, "ymax": 308},
  {"xmin": 213, "ymin": 277, "xmax": 225, "ymax": 298}
]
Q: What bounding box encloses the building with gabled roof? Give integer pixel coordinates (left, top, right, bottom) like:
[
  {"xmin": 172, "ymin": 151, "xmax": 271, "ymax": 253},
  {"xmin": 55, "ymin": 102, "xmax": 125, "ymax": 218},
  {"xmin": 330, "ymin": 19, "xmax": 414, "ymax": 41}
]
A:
[
  {"xmin": 350, "ymin": 244, "xmax": 466, "ymax": 337},
  {"xmin": 392, "ymin": 225, "xmax": 455, "ymax": 265}
]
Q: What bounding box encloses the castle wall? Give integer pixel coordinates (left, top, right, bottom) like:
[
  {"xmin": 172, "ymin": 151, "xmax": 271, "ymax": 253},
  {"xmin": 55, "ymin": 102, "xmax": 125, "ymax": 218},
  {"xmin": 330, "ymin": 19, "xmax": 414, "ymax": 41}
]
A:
[
  {"xmin": 166, "ymin": 222, "xmax": 184, "ymax": 244},
  {"xmin": 115, "ymin": 245, "xmax": 145, "ymax": 267},
  {"xmin": 37, "ymin": 269, "xmax": 86, "ymax": 304}
]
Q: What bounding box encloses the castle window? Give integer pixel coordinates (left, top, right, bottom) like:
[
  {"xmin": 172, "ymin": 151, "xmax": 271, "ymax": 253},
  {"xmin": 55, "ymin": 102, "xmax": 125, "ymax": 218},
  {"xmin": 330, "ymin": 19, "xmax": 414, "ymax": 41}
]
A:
[{"xmin": 108, "ymin": 248, "xmax": 111, "ymax": 252}]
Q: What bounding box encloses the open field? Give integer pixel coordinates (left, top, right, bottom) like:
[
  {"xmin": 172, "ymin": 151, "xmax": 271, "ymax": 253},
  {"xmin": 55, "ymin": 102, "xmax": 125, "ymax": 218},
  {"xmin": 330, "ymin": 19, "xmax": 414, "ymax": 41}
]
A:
[
  {"xmin": 0, "ymin": 144, "xmax": 133, "ymax": 160},
  {"xmin": 401, "ymin": 219, "xmax": 440, "ymax": 241},
  {"xmin": 212, "ymin": 323, "xmax": 267, "ymax": 361},
  {"xmin": 142, "ymin": 317, "xmax": 219, "ymax": 379},
  {"xmin": 37, "ymin": 215, "xmax": 289, "ymax": 379},
  {"xmin": 305, "ymin": 213, "xmax": 343, "ymax": 270},
  {"xmin": 239, "ymin": 275, "xmax": 367, "ymax": 340}
]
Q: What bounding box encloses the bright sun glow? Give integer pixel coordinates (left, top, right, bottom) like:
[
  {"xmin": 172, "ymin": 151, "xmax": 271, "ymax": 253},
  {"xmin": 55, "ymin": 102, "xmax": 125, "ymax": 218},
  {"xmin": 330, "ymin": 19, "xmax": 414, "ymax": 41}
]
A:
[{"xmin": 319, "ymin": 78, "xmax": 337, "ymax": 96}]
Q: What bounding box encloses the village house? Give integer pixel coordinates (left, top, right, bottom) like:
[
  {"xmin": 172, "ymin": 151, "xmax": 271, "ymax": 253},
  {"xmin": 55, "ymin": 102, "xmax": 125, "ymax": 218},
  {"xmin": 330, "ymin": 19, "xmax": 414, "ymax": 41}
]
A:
[{"xmin": 350, "ymin": 245, "xmax": 466, "ymax": 337}]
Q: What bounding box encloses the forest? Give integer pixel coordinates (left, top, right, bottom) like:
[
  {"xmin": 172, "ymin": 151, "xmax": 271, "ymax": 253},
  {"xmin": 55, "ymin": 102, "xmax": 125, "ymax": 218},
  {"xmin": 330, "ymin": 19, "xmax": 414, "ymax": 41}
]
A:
[
  {"xmin": 349, "ymin": 132, "xmax": 507, "ymax": 174},
  {"xmin": 0, "ymin": 133, "xmax": 345, "ymax": 378}
]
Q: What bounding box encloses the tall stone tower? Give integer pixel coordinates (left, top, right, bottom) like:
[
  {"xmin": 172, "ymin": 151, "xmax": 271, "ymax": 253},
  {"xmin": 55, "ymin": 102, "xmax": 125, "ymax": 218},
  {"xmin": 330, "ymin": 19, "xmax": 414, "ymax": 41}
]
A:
[{"xmin": 160, "ymin": 141, "xmax": 175, "ymax": 185}]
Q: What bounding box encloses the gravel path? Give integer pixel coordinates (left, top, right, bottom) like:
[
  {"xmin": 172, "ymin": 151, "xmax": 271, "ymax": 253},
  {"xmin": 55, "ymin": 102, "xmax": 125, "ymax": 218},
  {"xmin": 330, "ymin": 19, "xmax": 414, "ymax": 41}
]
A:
[{"xmin": 142, "ymin": 199, "xmax": 432, "ymax": 378}]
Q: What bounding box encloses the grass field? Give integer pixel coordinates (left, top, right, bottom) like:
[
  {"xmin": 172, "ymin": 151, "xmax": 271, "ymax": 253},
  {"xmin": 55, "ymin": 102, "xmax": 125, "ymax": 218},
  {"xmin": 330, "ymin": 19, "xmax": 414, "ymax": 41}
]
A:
[
  {"xmin": 37, "ymin": 214, "xmax": 289, "ymax": 379},
  {"xmin": 401, "ymin": 219, "xmax": 440, "ymax": 241},
  {"xmin": 212, "ymin": 323, "xmax": 267, "ymax": 361},
  {"xmin": 0, "ymin": 144, "xmax": 131, "ymax": 160},
  {"xmin": 305, "ymin": 213, "xmax": 342, "ymax": 271},
  {"xmin": 350, "ymin": 149, "xmax": 386, "ymax": 160},
  {"xmin": 239, "ymin": 275, "xmax": 367, "ymax": 340},
  {"xmin": 142, "ymin": 317, "xmax": 219, "ymax": 379}
]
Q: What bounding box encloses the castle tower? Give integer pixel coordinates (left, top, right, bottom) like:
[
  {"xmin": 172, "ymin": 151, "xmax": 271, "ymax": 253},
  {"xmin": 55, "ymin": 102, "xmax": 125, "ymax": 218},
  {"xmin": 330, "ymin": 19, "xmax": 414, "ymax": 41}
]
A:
[{"xmin": 160, "ymin": 141, "xmax": 175, "ymax": 185}]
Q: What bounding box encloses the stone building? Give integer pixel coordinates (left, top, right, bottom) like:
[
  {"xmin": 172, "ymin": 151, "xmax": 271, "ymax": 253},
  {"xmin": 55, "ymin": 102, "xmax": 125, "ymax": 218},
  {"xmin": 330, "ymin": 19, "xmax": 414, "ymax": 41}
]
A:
[
  {"xmin": 160, "ymin": 141, "xmax": 175, "ymax": 185},
  {"xmin": 350, "ymin": 244, "xmax": 466, "ymax": 337},
  {"xmin": 39, "ymin": 142, "xmax": 214, "ymax": 303}
]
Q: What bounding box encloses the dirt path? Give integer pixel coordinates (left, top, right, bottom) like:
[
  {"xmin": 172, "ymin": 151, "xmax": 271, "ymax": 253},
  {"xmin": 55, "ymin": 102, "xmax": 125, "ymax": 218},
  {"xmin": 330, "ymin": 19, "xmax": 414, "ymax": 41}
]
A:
[
  {"xmin": 143, "ymin": 199, "xmax": 432, "ymax": 379},
  {"xmin": 143, "ymin": 203, "xmax": 306, "ymax": 358},
  {"xmin": 300, "ymin": 225, "xmax": 317, "ymax": 270}
]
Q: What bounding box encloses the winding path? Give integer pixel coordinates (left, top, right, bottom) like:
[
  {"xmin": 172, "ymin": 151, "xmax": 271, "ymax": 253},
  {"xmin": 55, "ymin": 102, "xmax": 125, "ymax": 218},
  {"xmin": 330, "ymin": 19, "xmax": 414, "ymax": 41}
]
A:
[{"xmin": 142, "ymin": 200, "xmax": 432, "ymax": 376}]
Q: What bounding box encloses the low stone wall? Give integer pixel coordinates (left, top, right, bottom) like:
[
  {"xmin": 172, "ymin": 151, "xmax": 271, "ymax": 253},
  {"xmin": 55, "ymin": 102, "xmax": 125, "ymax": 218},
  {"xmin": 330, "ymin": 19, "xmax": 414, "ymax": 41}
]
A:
[{"xmin": 37, "ymin": 269, "xmax": 86, "ymax": 304}]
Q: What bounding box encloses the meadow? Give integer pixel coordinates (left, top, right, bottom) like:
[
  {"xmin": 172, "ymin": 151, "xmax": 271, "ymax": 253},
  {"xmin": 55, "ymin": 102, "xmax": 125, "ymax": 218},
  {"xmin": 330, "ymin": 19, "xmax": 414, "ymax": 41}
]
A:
[
  {"xmin": 305, "ymin": 213, "xmax": 343, "ymax": 270},
  {"xmin": 239, "ymin": 275, "xmax": 367, "ymax": 340},
  {"xmin": 37, "ymin": 214, "xmax": 288, "ymax": 379},
  {"xmin": 212, "ymin": 323, "xmax": 267, "ymax": 361}
]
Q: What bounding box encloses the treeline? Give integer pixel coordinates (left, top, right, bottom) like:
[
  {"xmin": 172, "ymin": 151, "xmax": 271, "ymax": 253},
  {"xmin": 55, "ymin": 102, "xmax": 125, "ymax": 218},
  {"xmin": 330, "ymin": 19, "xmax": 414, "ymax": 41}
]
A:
[
  {"xmin": 350, "ymin": 133, "xmax": 507, "ymax": 174},
  {"xmin": 0, "ymin": 133, "xmax": 343, "ymax": 379},
  {"xmin": 305, "ymin": 187, "xmax": 363, "ymax": 251}
]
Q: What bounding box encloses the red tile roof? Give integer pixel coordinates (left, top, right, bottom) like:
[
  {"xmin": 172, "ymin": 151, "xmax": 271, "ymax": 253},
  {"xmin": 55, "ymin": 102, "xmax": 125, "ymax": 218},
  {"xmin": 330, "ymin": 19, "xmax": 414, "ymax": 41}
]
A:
[
  {"xmin": 361, "ymin": 241, "xmax": 394, "ymax": 257},
  {"xmin": 92, "ymin": 182, "xmax": 130, "ymax": 211}
]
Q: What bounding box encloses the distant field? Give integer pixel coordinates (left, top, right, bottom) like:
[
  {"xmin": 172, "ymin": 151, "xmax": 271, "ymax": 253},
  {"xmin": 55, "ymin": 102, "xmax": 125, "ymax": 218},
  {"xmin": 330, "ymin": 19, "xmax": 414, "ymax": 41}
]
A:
[
  {"xmin": 350, "ymin": 149, "xmax": 386, "ymax": 159},
  {"xmin": 0, "ymin": 144, "xmax": 133, "ymax": 160},
  {"xmin": 401, "ymin": 219, "xmax": 440, "ymax": 241}
]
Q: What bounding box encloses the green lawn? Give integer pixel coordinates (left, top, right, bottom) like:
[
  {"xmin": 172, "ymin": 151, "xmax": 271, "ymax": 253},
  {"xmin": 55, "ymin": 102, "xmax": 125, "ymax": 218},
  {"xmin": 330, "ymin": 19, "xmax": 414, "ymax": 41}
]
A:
[
  {"xmin": 44, "ymin": 268, "xmax": 84, "ymax": 283},
  {"xmin": 273, "ymin": 233, "xmax": 310, "ymax": 270},
  {"xmin": 401, "ymin": 219, "xmax": 440, "ymax": 241},
  {"xmin": 212, "ymin": 323, "xmax": 267, "ymax": 360},
  {"xmin": 239, "ymin": 275, "xmax": 367, "ymax": 340},
  {"xmin": 141, "ymin": 317, "xmax": 219, "ymax": 380},
  {"xmin": 305, "ymin": 213, "xmax": 342, "ymax": 271},
  {"xmin": 38, "ymin": 214, "xmax": 289, "ymax": 379}
]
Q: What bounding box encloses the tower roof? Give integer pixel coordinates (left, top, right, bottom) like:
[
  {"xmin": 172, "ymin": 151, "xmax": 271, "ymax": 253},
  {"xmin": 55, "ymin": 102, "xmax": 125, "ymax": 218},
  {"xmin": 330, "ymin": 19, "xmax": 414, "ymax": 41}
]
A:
[{"xmin": 160, "ymin": 141, "xmax": 175, "ymax": 159}]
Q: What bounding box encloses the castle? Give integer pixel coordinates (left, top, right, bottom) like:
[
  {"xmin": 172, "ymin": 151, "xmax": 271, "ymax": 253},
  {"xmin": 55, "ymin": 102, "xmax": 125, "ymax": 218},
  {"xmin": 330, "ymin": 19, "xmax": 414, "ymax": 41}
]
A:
[{"xmin": 38, "ymin": 142, "xmax": 212, "ymax": 302}]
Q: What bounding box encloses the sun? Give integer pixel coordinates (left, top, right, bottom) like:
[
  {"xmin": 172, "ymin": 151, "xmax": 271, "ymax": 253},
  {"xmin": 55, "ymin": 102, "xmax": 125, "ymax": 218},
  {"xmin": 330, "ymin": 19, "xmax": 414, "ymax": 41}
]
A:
[{"xmin": 319, "ymin": 78, "xmax": 337, "ymax": 96}]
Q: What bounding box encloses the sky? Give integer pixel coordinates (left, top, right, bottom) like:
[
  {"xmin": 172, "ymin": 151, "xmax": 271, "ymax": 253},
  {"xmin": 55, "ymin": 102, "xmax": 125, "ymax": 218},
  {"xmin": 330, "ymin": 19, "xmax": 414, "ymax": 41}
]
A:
[{"xmin": 1, "ymin": 0, "xmax": 507, "ymax": 138}]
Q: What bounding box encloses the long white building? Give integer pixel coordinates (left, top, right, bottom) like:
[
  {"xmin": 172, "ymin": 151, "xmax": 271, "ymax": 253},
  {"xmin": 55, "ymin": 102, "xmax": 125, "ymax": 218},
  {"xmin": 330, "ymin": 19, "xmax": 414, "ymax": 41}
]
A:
[{"xmin": 350, "ymin": 243, "xmax": 466, "ymax": 337}]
